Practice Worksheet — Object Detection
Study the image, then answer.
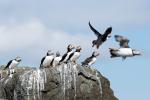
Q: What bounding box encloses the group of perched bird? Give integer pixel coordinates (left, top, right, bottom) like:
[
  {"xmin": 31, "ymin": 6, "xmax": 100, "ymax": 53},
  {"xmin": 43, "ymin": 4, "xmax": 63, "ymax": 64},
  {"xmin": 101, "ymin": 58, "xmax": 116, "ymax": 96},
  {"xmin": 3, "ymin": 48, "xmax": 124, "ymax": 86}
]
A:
[
  {"xmin": 40, "ymin": 44, "xmax": 82, "ymax": 68},
  {"xmin": 0, "ymin": 21, "xmax": 141, "ymax": 77}
]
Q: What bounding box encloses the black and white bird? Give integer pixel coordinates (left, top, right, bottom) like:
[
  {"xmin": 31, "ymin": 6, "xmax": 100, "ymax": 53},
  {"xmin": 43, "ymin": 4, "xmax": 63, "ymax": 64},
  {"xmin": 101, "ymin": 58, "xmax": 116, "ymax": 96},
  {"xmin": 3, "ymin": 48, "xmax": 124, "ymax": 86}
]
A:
[
  {"xmin": 0, "ymin": 70, "xmax": 2, "ymax": 80},
  {"xmin": 59, "ymin": 44, "xmax": 75, "ymax": 63},
  {"xmin": 114, "ymin": 35, "xmax": 130, "ymax": 48},
  {"xmin": 82, "ymin": 51, "xmax": 99, "ymax": 67},
  {"xmin": 67, "ymin": 46, "xmax": 82, "ymax": 63},
  {"xmin": 89, "ymin": 22, "xmax": 112, "ymax": 49},
  {"xmin": 51, "ymin": 51, "xmax": 62, "ymax": 67},
  {"xmin": 4, "ymin": 56, "xmax": 21, "ymax": 76},
  {"xmin": 40, "ymin": 50, "xmax": 54, "ymax": 68},
  {"xmin": 109, "ymin": 35, "xmax": 141, "ymax": 60}
]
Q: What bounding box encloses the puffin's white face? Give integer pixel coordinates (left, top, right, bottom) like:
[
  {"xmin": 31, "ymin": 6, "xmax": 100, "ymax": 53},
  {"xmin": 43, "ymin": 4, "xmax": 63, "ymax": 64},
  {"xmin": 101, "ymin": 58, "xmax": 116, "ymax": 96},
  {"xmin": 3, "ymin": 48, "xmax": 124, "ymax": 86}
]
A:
[
  {"xmin": 93, "ymin": 51, "xmax": 100, "ymax": 57},
  {"xmin": 56, "ymin": 51, "xmax": 60, "ymax": 57},
  {"xmin": 132, "ymin": 50, "xmax": 141, "ymax": 55},
  {"xmin": 76, "ymin": 46, "xmax": 82, "ymax": 50},
  {"xmin": 68, "ymin": 44, "xmax": 75, "ymax": 49},
  {"xmin": 47, "ymin": 50, "xmax": 54, "ymax": 56},
  {"xmin": 15, "ymin": 57, "xmax": 22, "ymax": 62}
]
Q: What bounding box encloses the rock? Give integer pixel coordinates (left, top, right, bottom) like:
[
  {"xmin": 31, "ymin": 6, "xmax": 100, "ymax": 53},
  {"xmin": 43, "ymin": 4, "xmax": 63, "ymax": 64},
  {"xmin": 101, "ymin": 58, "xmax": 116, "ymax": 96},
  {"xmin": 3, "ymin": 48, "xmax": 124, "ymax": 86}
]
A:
[
  {"xmin": 0, "ymin": 83, "xmax": 7, "ymax": 99},
  {"xmin": 0, "ymin": 63, "xmax": 118, "ymax": 100}
]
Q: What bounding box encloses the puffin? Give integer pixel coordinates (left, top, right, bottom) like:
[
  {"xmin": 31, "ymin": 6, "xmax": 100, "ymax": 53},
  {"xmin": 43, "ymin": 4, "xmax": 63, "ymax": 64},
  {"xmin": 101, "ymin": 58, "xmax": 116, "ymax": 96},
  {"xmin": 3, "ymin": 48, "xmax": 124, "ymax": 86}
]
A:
[
  {"xmin": 40, "ymin": 50, "xmax": 54, "ymax": 68},
  {"xmin": 109, "ymin": 35, "xmax": 141, "ymax": 60},
  {"xmin": 59, "ymin": 44, "xmax": 75, "ymax": 63},
  {"xmin": 0, "ymin": 70, "xmax": 2, "ymax": 80},
  {"xmin": 67, "ymin": 45, "xmax": 82, "ymax": 63},
  {"xmin": 4, "ymin": 56, "xmax": 22, "ymax": 75},
  {"xmin": 82, "ymin": 51, "xmax": 99, "ymax": 67},
  {"xmin": 51, "ymin": 51, "xmax": 62, "ymax": 67},
  {"xmin": 89, "ymin": 22, "xmax": 112, "ymax": 49}
]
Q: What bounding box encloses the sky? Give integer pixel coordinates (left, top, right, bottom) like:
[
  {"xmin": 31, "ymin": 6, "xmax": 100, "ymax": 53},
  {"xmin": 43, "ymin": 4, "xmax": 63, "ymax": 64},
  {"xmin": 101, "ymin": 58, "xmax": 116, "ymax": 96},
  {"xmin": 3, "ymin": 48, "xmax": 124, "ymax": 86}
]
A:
[{"xmin": 0, "ymin": 0, "xmax": 150, "ymax": 100}]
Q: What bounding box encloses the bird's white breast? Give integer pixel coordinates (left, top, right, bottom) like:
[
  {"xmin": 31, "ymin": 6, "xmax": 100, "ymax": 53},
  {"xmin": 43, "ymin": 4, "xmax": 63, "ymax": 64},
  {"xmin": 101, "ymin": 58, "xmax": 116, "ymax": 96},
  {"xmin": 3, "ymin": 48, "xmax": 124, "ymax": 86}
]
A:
[
  {"xmin": 43, "ymin": 56, "xmax": 54, "ymax": 67},
  {"xmin": 88, "ymin": 57, "xmax": 96, "ymax": 66},
  {"xmin": 53, "ymin": 57, "xmax": 62, "ymax": 67},
  {"xmin": 116, "ymin": 48, "xmax": 133, "ymax": 56},
  {"xmin": 70, "ymin": 52, "xmax": 80, "ymax": 61},
  {"xmin": 9, "ymin": 60, "xmax": 19, "ymax": 69}
]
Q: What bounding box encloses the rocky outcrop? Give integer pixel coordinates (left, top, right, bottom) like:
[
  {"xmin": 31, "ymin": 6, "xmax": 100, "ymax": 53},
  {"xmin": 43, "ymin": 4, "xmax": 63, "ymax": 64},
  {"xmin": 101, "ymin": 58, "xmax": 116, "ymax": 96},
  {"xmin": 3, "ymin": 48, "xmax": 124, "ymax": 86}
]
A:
[{"xmin": 0, "ymin": 63, "xmax": 118, "ymax": 100}]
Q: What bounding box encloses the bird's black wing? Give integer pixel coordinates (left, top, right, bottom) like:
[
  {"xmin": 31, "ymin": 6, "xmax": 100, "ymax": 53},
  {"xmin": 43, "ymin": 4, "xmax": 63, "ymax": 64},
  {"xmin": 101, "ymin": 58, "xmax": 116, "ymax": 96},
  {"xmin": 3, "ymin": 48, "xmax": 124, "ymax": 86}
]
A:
[
  {"xmin": 114, "ymin": 35, "xmax": 130, "ymax": 48},
  {"xmin": 102, "ymin": 27, "xmax": 112, "ymax": 39},
  {"xmin": 40, "ymin": 56, "xmax": 45, "ymax": 68},
  {"xmin": 89, "ymin": 22, "xmax": 102, "ymax": 37},
  {"xmin": 59, "ymin": 53, "xmax": 67, "ymax": 63},
  {"xmin": 82, "ymin": 56, "xmax": 92, "ymax": 65},
  {"xmin": 4, "ymin": 60, "xmax": 12, "ymax": 70}
]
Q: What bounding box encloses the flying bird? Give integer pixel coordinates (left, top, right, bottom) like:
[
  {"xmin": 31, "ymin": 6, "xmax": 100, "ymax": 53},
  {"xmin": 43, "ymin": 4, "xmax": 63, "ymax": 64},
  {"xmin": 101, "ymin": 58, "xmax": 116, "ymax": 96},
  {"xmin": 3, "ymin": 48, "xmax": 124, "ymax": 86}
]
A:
[
  {"xmin": 82, "ymin": 51, "xmax": 99, "ymax": 67},
  {"xmin": 59, "ymin": 44, "xmax": 75, "ymax": 63},
  {"xmin": 109, "ymin": 35, "xmax": 141, "ymax": 60},
  {"xmin": 114, "ymin": 35, "xmax": 130, "ymax": 48},
  {"xmin": 89, "ymin": 22, "xmax": 112, "ymax": 49},
  {"xmin": 67, "ymin": 45, "xmax": 82, "ymax": 64},
  {"xmin": 40, "ymin": 50, "xmax": 54, "ymax": 68}
]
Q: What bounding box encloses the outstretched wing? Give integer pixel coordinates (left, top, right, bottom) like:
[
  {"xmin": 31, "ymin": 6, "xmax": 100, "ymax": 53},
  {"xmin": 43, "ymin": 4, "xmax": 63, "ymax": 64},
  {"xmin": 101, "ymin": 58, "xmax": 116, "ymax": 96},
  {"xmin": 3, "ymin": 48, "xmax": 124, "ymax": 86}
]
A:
[
  {"xmin": 114, "ymin": 35, "xmax": 130, "ymax": 48},
  {"xmin": 103, "ymin": 27, "xmax": 112, "ymax": 39},
  {"xmin": 89, "ymin": 22, "xmax": 102, "ymax": 37}
]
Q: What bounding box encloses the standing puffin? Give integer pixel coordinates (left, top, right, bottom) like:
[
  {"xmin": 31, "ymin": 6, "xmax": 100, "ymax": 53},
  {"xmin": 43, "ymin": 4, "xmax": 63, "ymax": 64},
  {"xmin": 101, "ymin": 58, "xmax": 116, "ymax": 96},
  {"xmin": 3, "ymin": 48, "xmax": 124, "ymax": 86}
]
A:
[
  {"xmin": 59, "ymin": 44, "xmax": 75, "ymax": 63},
  {"xmin": 89, "ymin": 22, "xmax": 112, "ymax": 49},
  {"xmin": 4, "ymin": 56, "xmax": 21, "ymax": 76},
  {"xmin": 82, "ymin": 51, "xmax": 99, "ymax": 67},
  {"xmin": 109, "ymin": 35, "xmax": 141, "ymax": 60},
  {"xmin": 40, "ymin": 50, "xmax": 54, "ymax": 68},
  {"xmin": 67, "ymin": 46, "xmax": 82, "ymax": 64},
  {"xmin": 0, "ymin": 70, "xmax": 2, "ymax": 80},
  {"xmin": 51, "ymin": 51, "xmax": 62, "ymax": 67}
]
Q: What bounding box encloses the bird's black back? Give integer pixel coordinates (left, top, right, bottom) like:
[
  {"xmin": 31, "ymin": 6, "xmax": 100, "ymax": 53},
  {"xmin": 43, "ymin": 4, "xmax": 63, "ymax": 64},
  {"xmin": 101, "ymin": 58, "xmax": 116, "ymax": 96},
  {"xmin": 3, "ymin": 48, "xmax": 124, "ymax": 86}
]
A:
[
  {"xmin": 82, "ymin": 56, "xmax": 93, "ymax": 65},
  {"xmin": 4, "ymin": 60, "xmax": 13, "ymax": 70},
  {"xmin": 67, "ymin": 52, "xmax": 74, "ymax": 61},
  {"xmin": 40, "ymin": 56, "xmax": 46, "ymax": 68},
  {"xmin": 59, "ymin": 53, "xmax": 67, "ymax": 63},
  {"xmin": 50, "ymin": 58, "xmax": 55, "ymax": 66}
]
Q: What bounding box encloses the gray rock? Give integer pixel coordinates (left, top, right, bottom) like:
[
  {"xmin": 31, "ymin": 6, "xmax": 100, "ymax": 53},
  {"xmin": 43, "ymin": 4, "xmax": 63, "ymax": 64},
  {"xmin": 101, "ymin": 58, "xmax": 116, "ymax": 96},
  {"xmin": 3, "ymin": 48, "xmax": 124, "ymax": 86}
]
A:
[{"xmin": 0, "ymin": 63, "xmax": 118, "ymax": 100}]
